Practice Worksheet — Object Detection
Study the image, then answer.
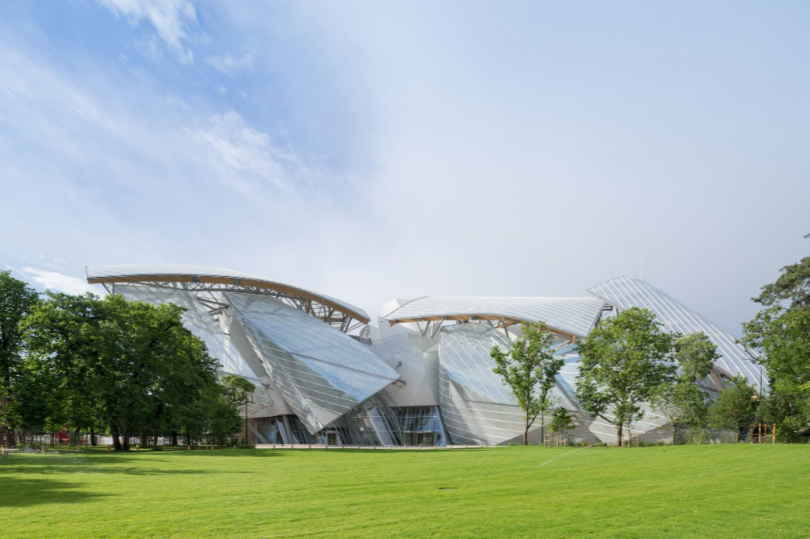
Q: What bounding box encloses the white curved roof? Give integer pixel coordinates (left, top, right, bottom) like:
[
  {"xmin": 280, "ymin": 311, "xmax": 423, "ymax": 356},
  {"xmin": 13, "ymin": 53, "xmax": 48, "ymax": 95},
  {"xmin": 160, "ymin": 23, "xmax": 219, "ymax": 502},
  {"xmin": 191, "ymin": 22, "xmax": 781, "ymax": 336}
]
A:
[
  {"xmin": 588, "ymin": 276, "xmax": 765, "ymax": 390},
  {"xmin": 382, "ymin": 296, "xmax": 607, "ymax": 338},
  {"xmin": 85, "ymin": 263, "xmax": 369, "ymax": 323}
]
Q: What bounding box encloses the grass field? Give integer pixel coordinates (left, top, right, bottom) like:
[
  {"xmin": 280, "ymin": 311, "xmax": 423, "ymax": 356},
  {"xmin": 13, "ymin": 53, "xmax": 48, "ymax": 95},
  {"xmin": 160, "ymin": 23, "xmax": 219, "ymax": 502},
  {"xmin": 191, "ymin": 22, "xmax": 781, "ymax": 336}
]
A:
[{"xmin": 2, "ymin": 445, "xmax": 809, "ymax": 538}]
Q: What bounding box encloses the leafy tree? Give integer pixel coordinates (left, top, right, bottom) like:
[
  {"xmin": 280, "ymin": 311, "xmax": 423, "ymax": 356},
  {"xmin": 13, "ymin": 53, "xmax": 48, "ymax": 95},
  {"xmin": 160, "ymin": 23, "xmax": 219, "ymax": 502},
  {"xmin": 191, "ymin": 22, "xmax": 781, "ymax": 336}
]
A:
[
  {"xmin": 22, "ymin": 292, "xmax": 221, "ymax": 451},
  {"xmin": 743, "ymin": 307, "xmax": 810, "ymax": 441},
  {"xmin": 674, "ymin": 333, "xmax": 720, "ymax": 383},
  {"xmin": 651, "ymin": 333, "xmax": 717, "ymax": 444},
  {"xmin": 548, "ymin": 407, "xmax": 576, "ymax": 440},
  {"xmin": 491, "ymin": 323, "xmax": 564, "ymax": 445},
  {"xmin": 744, "ymin": 243, "xmax": 810, "ymax": 442},
  {"xmin": 204, "ymin": 383, "xmax": 244, "ymax": 446},
  {"xmin": 651, "ymin": 381, "xmax": 708, "ymax": 445},
  {"xmin": 0, "ymin": 271, "xmax": 39, "ymax": 446},
  {"xmin": 576, "ymin": 307, "xmax": 677, "ymax": 446},
  {"xmin": 708, "ymin": 375, "xmax": 758, "ymax": 441},
  {"xmin": 221, "ymin": 374, "xmax": 256, "ymax": 445},
  {"xmin": 752, "ymin": 255, "xmax": 810, "ymax": 311}
]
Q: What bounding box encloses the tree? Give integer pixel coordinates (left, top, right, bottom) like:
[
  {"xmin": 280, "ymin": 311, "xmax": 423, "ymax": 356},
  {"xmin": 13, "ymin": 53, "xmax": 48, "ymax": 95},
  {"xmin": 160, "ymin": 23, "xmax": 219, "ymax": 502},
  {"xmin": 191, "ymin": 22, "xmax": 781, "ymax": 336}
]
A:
[
  {"xmin": 708, "ymin": 375, "xmax": 758, "ymax": 441},
  {"xmin": 674, "ymin": 333, "xmax": 720, "ymax": 384},
  {"xmin": 651, "ymin": 333, "xmax": 717, "ymax": 444},
  {"xmin": 651, "ymin": 381, "xmax": 707, "ymax": 445},
  {"xmin": 752, "ymin": 255, "xmax": 810, "ymax": 311},
  {"xmin": 221, "ymin": 374, "xmax": 256, "ymax": 445},
  {"xmin": 491, "ymin": 322, "xmax": 564, "ymax": 445},
  {"xmin": 743, "ymin": 307, "xmax": 810, "ymax": 441},
  {"xmin": 576, "ymin": 307, "xmax": 677, "ymax": 446},
  {"xmin": 22, "ymin": 292, "xmax": 222, "ymax": 451},
  {"xmin": 548, "ymin": 407, "xmax": 576, "ymax": 441},
  {"xmin": 0, "ymin": 271, "xmax": 39, "ymax": 446},
  {"xmin": 202, "ymin": 383, "xmax": 244, "ymax": 447},
  {"xmin": 743, "ymin": 243, "xmax": 810, "ymax": 442}
]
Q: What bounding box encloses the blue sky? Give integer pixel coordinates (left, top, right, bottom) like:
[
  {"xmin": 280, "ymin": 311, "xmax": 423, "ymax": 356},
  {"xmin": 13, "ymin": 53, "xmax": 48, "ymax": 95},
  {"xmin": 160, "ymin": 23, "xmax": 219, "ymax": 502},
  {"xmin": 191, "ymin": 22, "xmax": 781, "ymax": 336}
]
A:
[{"xmin": 1, "ymin": 1, "xmax": 808, "ymax": 334}]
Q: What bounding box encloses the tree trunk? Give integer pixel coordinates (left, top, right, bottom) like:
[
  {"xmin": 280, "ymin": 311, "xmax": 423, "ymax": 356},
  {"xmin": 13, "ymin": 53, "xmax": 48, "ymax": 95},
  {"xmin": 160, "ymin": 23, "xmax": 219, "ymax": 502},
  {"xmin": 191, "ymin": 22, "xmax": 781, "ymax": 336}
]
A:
[
  {"xmin": 540, "ymin": 410, "xmax": 545, "ymax": 447},
  {"xmin": 90, "ymin": 427, "xmax": 97, "ymax": 446},
  {"xmin": 152, "ymin": 432, "xmax": 159, "ymax": 450},
  {"xmin": 171, "ymin": 431, "xmax": 178, "ymax": 446},
  {"xmin": 616, "ymin": 423, "xmax": 623, "ymax": 447},
  {"xmin": 111, "ymin": 423, "xmax": 123, "ymax": 451},
  {"xmin": 672, "ymin": 424, "xmax": 678, "ymax": 446},
  {"xmin": 123, "ymin": 425, "xmax": 131, "ymax": 451},
  {"xmin": 523, "ymin": 415, "xmax": 529, "ymax": 446}
]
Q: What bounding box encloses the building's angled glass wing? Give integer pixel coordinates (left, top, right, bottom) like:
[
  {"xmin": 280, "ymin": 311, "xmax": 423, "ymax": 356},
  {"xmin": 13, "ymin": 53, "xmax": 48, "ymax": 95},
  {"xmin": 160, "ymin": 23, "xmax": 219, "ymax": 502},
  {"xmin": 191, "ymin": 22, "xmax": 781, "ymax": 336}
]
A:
[
  {"xmin": 587, "ymin": 276, "xmax": 765, "ymax": 389},
  {"xmin": 225, "ymin": 293, "xmax": 400, "ymax": 434},
  {"xmin": 439, "ymin": 324, "xmax": 516, "ymax": 405},
  {"xmin": 113, "ymin": 284, "xmax": 274, "ymax": 414},
  {"xmin": 383, "ymin": 296, "xmax": 607, "ymax": 338},
  {"xmin": 114, "ymin": 284, "xmax": 260, "ymax": 380}
]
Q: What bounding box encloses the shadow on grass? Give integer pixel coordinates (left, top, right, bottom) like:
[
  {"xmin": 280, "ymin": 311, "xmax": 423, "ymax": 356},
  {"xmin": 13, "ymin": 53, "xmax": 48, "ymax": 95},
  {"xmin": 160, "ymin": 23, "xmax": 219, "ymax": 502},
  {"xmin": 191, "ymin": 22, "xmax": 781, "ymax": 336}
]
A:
[
  {"xmin": 0, "ymin": 477, "xmax": 111, "ymax": 507},
  {"xmin": 0, "ymin": 453, "xmax": 273, "ymax": 476}
]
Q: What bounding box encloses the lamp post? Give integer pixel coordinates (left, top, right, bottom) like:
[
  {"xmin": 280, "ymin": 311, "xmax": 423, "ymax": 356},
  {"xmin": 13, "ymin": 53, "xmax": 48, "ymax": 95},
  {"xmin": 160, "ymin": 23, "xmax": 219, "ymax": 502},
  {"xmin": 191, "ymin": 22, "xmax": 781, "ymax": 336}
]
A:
[{"xmin": 242, "ymin": 393, "xmax": 253, "ymax": 447}]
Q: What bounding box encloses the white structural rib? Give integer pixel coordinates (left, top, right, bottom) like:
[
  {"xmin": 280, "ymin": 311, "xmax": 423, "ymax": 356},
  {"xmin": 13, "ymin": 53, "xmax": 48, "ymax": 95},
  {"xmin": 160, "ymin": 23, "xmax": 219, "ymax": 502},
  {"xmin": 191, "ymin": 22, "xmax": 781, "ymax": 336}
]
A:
[
  {"xmin": 382, "ymin": 296, "xmax": 607, "ymax": 338},
  {"xmin": 587, "ymin": 276, "xmax": 765, "ymax": 390},
  {"xmin": 86, "ymin": 263, "xmax": 369, "ymax": 324}
]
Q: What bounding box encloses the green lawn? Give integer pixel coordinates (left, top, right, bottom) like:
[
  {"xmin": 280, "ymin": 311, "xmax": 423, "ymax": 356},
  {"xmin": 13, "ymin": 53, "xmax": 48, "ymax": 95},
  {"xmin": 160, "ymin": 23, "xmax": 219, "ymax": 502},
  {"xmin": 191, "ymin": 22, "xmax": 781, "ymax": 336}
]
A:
[{"xmin": 1, "ymin": 445, "xmax": 809, "ymax": 538}]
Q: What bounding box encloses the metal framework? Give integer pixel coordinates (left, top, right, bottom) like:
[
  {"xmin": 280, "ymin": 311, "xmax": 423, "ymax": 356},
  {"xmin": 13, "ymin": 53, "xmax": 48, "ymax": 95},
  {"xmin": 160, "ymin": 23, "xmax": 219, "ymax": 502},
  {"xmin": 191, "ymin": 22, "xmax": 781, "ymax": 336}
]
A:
[
  {"xmin": 381, "ymin": 296, "xmax": 608, "ymax": 340},
  {"xmin": 88, "ymin": 266, "xmax": 368, "ymax": 334},
  {"xmin": 407, "ymin": 315, "xmax": 578, "ymax": 342}
]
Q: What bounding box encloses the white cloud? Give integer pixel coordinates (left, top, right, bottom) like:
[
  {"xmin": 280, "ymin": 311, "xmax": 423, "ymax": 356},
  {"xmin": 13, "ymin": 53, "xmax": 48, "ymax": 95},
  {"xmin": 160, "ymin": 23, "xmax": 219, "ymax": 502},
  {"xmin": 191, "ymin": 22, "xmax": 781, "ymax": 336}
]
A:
[
  {"xmin": 97, "ymin": 0, "xmax": 196, "ymax": 64},
  {"xmin": 189, "ymin": 111, "xmax": 330, "ymax": 191},
  {"xmin": 206, "ymin": 52, "xmax": 254, "ymax": 76},
  {"xmin": 21, "ymin": 268, "xmax": 100, "ymax": 296}
]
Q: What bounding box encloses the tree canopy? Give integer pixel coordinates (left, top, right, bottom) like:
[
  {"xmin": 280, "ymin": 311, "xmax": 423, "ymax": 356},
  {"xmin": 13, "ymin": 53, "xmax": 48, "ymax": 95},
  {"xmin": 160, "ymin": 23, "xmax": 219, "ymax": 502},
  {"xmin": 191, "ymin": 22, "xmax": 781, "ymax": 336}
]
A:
[
  {"xmin": 752, "ymin": 256, "xmax": 810, "ymax": 311},
  {"xmin": 20, "ymin": 292, "xmax": 239, "ymax": 450},
  {"xmin": 0, "ymin": 271, "xmax": 39, "ymax": 446},
  {"xmin": 708, "ymin": 375, "xmax": 758, "ymax": 441},
  {"xmin": 576, "ymin": 307, "xmax": 677, "ymax": 446},
  {"xmin": 744, "ymin": 242, "xmax": 810, "ymax": 441},
  {"xmin": 491, "ymin": 322, "xmax": 564, "ymax": 445}
]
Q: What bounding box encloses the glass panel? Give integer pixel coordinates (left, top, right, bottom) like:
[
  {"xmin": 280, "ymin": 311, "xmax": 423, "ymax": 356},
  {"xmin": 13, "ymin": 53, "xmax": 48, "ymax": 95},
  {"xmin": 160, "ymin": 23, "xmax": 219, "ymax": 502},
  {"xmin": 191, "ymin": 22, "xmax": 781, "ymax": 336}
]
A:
[
  {"xmin": 393, "ymin": 406, "xmax": 448, "ymax": 447},
  {"xmin": 588, "ymin": 276, "xmax": 765, "ymax": 389},
  {"xmin": 227, "ymin": 292, "xmax": 400, "ymax": 434}
]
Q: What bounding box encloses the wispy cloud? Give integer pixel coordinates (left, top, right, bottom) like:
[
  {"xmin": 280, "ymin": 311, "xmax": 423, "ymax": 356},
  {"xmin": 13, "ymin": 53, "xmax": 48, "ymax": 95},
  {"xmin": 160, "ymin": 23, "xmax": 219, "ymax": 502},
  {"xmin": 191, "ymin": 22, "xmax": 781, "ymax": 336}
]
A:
[
  {"xmin": 21, "ymin": 267, "xmax": 100, "ymax": 296},
  {"xmin": 97, "ymin": 0, "xmax": 196, "ymax": 64},
  {"xmin": 206, "ymin": 51, "xmax": 254, "ymax": 76},
  {"xmin": 189, "ymin": 111, "xmax": 330, "ymax": 191}
]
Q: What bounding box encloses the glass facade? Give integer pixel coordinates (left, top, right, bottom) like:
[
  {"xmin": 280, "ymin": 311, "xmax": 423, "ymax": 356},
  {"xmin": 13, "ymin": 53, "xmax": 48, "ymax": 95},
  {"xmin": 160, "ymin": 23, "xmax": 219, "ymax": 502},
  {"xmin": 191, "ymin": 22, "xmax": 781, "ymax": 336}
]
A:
[
  {"xmin": 113, "ymin": 284, "xmax": 274, "ymax": 415},
  {"xmin": 588, "ymin": 276, "xmax": 765, "ymax": 390},
  {"xmin": 394, "ymin": 406, "xmax": 448, "ymax": 446},
  {"xmin": 88, "ymin": 263, "xmax": 749, "ymax": 447},
  {"xmin": 439, "ymin": 324, "xmax": 515, "ymax": 405},
  {"xmin": 227, "ymin": 292, "xmax": 400, "ymax": 434}
]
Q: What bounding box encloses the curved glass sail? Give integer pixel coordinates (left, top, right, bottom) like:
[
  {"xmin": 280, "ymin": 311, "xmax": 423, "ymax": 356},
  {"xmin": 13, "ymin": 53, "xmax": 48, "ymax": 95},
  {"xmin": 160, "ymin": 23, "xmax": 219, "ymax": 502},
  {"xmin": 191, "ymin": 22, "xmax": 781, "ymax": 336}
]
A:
[
  {"xmin": 439, "ymin": 324, "xmax": 515, "ymax": 405},
  {"xmin": 226, "ymin": 293, "xmax": 400, "ymax": 434},
  {"xmin": 113, "ymin": 284, "xmax": 274, "ymax": 413},
  {"xmin": 588, "ymin": 276, "xmax": 765, "ymax": 390},
  {"xmin": 114, "ymin": 284, "xmax": 259, "ymax": 380}
]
